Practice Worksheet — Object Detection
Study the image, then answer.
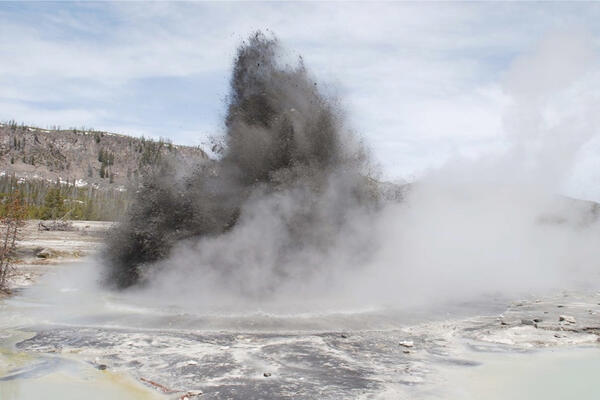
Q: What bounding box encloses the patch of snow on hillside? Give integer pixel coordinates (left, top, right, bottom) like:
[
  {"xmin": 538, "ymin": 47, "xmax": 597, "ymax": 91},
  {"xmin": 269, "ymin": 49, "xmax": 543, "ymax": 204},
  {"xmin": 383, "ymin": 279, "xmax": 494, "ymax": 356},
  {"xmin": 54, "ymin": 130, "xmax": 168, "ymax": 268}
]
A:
[{"xmin": 75, "ymin": 179, "xmax": 88, "ymax": 187}]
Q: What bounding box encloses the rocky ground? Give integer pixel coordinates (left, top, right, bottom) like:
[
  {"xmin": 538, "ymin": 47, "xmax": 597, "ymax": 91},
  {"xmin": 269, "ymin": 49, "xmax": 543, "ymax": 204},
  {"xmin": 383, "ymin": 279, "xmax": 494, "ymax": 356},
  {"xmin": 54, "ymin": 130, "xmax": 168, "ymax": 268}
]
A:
[{"xmin": 6, "ymin": 220, "xmax": 112, "ymax": 292}]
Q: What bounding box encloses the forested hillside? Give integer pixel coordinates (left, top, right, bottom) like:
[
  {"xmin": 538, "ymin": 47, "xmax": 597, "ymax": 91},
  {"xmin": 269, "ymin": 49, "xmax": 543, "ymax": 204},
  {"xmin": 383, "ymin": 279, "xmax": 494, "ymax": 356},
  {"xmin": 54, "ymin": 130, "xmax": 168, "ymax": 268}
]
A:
[{"xmin": 0, "ymin": 121, "xmax": 208, "ymax": 220}]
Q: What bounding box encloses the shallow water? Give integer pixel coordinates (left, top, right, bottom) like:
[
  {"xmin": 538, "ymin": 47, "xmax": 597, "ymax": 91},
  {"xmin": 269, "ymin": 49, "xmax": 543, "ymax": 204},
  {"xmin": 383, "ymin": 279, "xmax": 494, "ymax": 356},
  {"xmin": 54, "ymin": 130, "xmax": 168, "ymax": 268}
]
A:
[
  {"xmin": 436, "ymin": 347, "xmax": 600, "ymax": 400},
  {"xmin": 0, "ymin": 330, "xmax": 164, "ymax": 400},
  {"xmin": 0, "ymin": 363, "xmax": 164, "ymax": 400}
]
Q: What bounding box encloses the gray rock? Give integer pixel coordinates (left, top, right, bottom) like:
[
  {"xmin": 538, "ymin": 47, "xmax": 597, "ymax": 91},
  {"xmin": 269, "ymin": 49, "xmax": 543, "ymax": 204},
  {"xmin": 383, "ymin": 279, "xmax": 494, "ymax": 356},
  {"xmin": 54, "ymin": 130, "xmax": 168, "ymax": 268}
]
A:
[
  {"xmin": 182, "ymin": 390, "xmax": 203, "ymax": 398},
  {"xmin": 521, "ymin": 319, "xmax": 537, "ymax": 327},
  {"xmin": 36, "ymin": 248, "xmax": 53, "ymax": 259},
  {"xmin": 263, "ymin": 372, "xmax": 272, "ymax": 377},
  {"xmin": 559, "ymin": 315, "xmax": 576, "ymax": 324},
  {"xmin": 399, "ymin": 340, "xmax": 414, "ymax": 348}
]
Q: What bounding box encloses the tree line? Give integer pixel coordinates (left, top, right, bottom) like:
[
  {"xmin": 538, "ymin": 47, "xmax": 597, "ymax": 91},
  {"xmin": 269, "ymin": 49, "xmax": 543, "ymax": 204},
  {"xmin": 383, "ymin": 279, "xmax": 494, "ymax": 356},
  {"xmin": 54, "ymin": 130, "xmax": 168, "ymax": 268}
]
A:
[{"xmin": 0, "ymin": 175, "xmax": 131, "ymax": 221}]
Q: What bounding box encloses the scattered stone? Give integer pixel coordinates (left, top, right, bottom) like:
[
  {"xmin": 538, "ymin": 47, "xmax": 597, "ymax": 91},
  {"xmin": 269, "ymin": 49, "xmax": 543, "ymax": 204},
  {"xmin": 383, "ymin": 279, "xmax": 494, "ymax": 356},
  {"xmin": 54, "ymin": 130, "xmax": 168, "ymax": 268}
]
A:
[
  {"xmin": 180, "ymin": 390, "xmax": 203, "ymax": 399},
  {"xmin": 521, "ymin": 319, "xmax": 537, "ymax": 328},
  {"xmin": 175, "ymin": 360, "xmax": 199, "ymax": 368},
  {"xmin": 402, "ymin": 350, "xmax": 411, "ymax": 354},
  {"xmin": 38, "ymin": 220, "xmax": 76, "ymax": 231},
  {"xmin": 340, "ymin": 333, "xmax": 348, "ymax": 339},
  {"xmin": 557, "ymin": 305, "xmax": 564, "ymax": 308},
  {"xmin": 263, "ymin": 372, "xmax": 272, "ymax": 377},
  {"xmin": 97, "ymin": 364, "xmax": 107, "ymax": 370},
  {"xmin": 532, "ymin": 318, "xmax": 543, "ymax": 323},
  {"xmin": 399, "ymin": 340, "xmax": 414, "ymax": 348},
  {"xmin": 559, "ymin": 315, "xmax": 576, "ymax": 324},
  {"xmin": 140, "ymin": 377, "xmax": 177, "ymax": 393},
  {"xmin": 36, "ymin": 248, "xmax": 53, "ymax": 259}
]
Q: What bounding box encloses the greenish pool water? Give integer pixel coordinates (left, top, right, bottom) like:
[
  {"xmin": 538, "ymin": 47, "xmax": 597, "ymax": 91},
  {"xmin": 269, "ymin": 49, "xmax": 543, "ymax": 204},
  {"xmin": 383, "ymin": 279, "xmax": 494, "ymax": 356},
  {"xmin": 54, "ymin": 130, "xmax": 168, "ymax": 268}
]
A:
[
  {"xmin": 438, "ymin": 347, "xmax": 600, "ymax": 400},
  {"xmin": 0, "ymin": 330, "xmax": 164, "ymax": 400}
]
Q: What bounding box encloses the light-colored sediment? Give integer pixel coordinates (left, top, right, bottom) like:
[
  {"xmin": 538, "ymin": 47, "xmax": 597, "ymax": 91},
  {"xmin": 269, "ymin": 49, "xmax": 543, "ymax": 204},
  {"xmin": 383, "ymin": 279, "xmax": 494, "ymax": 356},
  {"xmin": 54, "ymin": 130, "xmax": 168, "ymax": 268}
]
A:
[
  {"xmin": 6, "ymin": 220, "xmax": 112, "ymax": 292},
  {"xmin": 1, "ymin": 224, "xmax": 599, "ymax": 398},
  {"xmin": 8, "ymin": 288, "xmax": 600, "ymax": 399}
]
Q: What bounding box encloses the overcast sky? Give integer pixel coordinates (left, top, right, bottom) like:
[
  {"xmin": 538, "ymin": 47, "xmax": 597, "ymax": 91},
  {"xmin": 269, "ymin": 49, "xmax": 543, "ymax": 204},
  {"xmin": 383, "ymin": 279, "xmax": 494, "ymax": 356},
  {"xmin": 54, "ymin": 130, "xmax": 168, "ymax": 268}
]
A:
[{"xmin": 2, "ymin": 2, "xmax": 600, "ymax": 198}]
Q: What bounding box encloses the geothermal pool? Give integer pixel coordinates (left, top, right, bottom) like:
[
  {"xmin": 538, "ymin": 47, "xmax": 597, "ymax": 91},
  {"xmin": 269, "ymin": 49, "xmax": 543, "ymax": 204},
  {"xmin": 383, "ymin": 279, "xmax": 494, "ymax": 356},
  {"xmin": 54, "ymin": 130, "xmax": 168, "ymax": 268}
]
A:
[
  {"xmin": 437, "ymin": 347, "xmax": 600, "ymax": 400},
  {"xmin": 1, "ymin": 262, "xmax": 599, "ymax": 399}
]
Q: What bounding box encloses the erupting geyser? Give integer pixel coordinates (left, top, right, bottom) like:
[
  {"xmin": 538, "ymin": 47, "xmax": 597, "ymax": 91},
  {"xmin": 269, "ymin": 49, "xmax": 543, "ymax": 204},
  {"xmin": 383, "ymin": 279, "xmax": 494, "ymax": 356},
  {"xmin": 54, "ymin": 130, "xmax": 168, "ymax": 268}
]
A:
[{"xmin": 102, "ymin": 32, "xmax": 382, "ymax": 293}]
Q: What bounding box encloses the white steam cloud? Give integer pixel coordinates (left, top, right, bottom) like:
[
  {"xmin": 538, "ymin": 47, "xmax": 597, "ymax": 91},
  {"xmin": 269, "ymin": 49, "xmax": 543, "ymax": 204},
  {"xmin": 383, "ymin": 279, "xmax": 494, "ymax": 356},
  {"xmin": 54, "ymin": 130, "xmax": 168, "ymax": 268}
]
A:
[{"xmin": 110, "ymin": 31, "xmax": 600, "ymax": 315}]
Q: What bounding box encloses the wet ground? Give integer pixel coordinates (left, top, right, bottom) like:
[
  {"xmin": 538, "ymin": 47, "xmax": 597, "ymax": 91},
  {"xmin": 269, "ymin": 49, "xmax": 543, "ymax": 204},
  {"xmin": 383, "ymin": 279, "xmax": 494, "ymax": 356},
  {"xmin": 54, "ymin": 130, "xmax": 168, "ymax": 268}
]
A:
[{"xmin": 1, "ymin": 262, "xmax": 600, "ymax": 399}]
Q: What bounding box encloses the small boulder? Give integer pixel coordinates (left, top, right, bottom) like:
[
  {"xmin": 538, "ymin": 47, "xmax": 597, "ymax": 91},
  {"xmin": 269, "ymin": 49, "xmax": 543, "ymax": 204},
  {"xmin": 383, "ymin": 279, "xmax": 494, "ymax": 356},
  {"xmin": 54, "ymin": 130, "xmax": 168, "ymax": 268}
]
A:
[
  {"xmin": 263, "ymin": 372, "xmax": 272, "ymax": 377},
  {"xmin": 97, "ymin": 364, "xmax": 107, "ymax": 370},
  {"xmin": 182, "ymin": 390, "xmax": 203, "ymax": 398},
  {"xmin": 340, "ymin": 333, "xmax": 348, "ymax": 339},
  {"xmin": 521, "ymin": 319, "xmax": 537, "ymax": 328},
  {"xmin": 399, "ymin": 340, "xmax": 414, "ymax": 348},
  {"xmin": 559, "ymin": 315, "xmax": 576, "ymax": 324},
  {"xmin": 36, "ymin": 248, "xmax": 53, "ymax": 259}
]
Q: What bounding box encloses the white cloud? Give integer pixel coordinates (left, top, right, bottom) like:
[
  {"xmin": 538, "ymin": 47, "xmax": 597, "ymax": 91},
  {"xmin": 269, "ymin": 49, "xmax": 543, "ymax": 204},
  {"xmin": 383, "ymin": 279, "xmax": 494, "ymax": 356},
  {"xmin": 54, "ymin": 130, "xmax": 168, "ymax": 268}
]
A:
[{"xmin": 2, "ymin": 2, "xmax": 600, "ymax": 191}]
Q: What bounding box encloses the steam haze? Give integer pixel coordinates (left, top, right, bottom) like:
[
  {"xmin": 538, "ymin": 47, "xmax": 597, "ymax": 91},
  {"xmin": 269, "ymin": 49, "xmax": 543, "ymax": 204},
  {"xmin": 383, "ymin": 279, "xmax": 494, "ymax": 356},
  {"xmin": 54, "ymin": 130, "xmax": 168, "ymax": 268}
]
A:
[{"xmin": 100, "ymin": 31, "xmax": 600, "ymax": 314}]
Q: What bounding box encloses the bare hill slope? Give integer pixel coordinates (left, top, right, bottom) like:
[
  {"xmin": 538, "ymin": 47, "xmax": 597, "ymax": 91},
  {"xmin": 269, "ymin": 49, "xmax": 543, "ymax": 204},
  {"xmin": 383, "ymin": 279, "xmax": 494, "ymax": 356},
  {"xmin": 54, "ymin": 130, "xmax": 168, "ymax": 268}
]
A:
[{"xmin": 0, "ymin": 122, "xmax": 208, "ymax": 188}]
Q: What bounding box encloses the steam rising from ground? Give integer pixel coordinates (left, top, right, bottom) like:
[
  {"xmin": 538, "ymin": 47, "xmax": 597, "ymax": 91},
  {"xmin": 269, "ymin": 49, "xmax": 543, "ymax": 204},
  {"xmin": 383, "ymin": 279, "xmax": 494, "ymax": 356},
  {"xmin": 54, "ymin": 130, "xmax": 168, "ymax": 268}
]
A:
[
  {"xmin": 103, "ymin": 32, "xmax": 379, "ymax": 302},
  {"xmin": 103, "ymin": 31, "xmax": 600, "ymax": 313}
]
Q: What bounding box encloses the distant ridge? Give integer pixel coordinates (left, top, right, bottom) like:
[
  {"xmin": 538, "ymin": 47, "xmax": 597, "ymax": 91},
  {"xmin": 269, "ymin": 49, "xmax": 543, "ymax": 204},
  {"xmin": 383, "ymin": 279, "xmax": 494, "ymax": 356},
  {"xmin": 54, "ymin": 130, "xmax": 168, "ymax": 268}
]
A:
[{"xmin": 0, "ymin": 121, "xmax": 209, "ymax": 188}]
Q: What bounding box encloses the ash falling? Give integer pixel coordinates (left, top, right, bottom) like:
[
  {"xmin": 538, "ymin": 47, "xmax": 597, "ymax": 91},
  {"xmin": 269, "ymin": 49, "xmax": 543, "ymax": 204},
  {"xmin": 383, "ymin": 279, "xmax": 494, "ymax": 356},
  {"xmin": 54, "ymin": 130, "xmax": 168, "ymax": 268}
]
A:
[{"xmin": 102, "ymin": 32, "xmax": 383, "ymax": 301}]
